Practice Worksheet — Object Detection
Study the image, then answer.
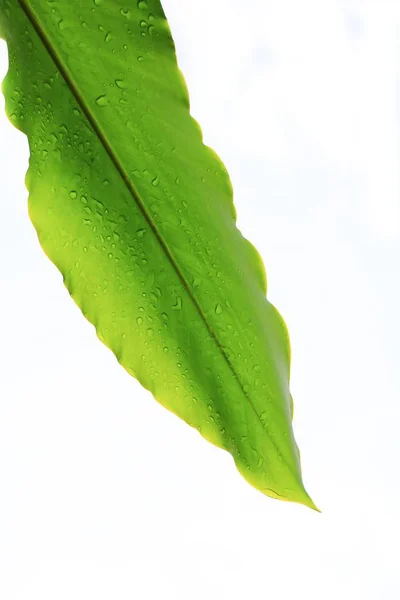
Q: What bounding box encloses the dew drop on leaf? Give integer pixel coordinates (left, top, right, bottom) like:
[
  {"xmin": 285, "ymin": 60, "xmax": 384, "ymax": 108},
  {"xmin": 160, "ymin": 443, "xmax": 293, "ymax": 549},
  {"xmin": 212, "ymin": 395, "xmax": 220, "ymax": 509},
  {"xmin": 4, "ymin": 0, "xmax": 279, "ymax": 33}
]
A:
[
  {"xmin": 95, "ymin": 95, "xmax": 108, "ymax": 107},
  {"xmin": 172, "ymin": 297, "xmax": 182, "ymax": 310},
  {"xmin": 215, "ymin": 303, "xmax": 223, "ymax": 315}
]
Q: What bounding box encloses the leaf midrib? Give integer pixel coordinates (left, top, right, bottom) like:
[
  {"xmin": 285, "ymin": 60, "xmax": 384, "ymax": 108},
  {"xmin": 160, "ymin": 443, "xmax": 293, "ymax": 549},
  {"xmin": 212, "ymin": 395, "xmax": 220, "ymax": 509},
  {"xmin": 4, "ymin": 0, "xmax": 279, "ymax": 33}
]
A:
[{"xmin": 16, "ymin": 0, "xmax": 292, "ymax": 474}]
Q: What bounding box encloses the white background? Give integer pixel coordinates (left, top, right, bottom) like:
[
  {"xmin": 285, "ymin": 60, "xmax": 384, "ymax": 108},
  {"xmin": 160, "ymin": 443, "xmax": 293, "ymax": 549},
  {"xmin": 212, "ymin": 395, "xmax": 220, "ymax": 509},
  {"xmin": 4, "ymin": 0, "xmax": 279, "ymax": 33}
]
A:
[{"xmin": 1, "ymin": 0, "xmax": 400, "ymax": 597}]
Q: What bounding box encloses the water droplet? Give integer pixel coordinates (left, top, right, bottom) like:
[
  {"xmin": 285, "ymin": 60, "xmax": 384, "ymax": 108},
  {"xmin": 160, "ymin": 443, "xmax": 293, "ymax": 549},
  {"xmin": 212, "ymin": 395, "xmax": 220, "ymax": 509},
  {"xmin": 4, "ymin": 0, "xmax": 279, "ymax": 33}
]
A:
[
  {"xmin": 95, "ymin": 199, "xmax": 104, "ymax": 212},
  {"xmin": 151, "ymin": 176, "xmax": 159, "ymax": 187},
  {"xmin": 146, "ymin": 328, "xmax": 153, "ymax": 337},
  {"xmin": 69, "ymin": 190, "xmax": 77, "ymax": 199},
  {"xmin": 148, "ymin": 25, "xmax": 155, "ymax": 35},
  {"xmin": 120, "ymin": 8, "xmax": 131, "ymax": 18},
  {"xmin": 136, "ymin": 317, "xmax": 143, "ymax": 325},
  {"xmin": 163, "ymin": 346, "xmax": 169, "ymax": 353},
  {"xmin": 148, "ymin": 13, "xmax": 154, "ymax": 21},
  {"xmin": 215, "ymin": 303, "xmax": 223, "ymax": 315},
  {"xmin": 95, "ymin": 95, "xmax": 108, "ymax": 107},
  {"xmin": 172, "ymin": 297, "xmax": 182, "ymax": 310},
  {"xmin": 93, "ymin": 0, "xmax": 103, "ymax": 5},
  {"xmin": 105, "ymin": 32, "xmax": 113, "ymax": 43},
  {"xmin": 137, "ymin": 0, "xmax": 148, "ymax": 9},
  {"xmin": 136, "ymin": 228, "xmax": 146, "ymax": 238},
  {"xmin": 137, "ymin": 56, "xmax": 144, "ymax": 62},
  {"xmin": 115, "ymin": 79, "xmax": 126, "ymax": 89},
  {"xmin": 80, "ymin": 195, "xmax": 88, "ymax": 204}
]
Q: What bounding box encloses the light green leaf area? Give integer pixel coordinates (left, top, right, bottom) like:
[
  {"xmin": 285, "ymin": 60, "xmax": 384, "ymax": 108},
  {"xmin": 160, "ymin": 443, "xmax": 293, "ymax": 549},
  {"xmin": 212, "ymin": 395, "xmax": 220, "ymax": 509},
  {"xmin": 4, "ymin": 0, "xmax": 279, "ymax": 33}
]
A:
[{"xmin": 0, "ymin": 0, "xmax": 317, "ymax": 509}]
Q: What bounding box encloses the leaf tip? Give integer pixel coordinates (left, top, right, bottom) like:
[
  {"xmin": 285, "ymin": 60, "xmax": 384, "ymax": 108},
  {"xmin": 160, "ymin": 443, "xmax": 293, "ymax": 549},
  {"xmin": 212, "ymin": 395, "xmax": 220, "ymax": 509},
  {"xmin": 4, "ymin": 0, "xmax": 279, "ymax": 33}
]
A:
[
  {"xmin": 302, "ymin": 493, "xmax": 321, "ymax": 513},
  {"xmin": 293, "ymin": 485, "xmax": 321, "ymax": 513}
]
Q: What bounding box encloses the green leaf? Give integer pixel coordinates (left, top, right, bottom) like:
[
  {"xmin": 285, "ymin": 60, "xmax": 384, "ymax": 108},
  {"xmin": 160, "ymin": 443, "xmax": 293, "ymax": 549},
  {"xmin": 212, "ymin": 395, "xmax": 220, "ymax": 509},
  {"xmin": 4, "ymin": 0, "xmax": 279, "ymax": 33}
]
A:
[{"xmin": 0, "ymin": 0, "xmax": 317, "ymax": 510}]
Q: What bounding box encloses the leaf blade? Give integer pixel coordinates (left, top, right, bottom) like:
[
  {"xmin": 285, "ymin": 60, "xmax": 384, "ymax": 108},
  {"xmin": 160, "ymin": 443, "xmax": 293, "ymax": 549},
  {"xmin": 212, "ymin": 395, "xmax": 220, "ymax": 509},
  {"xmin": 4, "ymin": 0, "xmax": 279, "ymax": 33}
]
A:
[{"xmin": 0, "ymin": 0, "xmax": 316, "ymax": 509}]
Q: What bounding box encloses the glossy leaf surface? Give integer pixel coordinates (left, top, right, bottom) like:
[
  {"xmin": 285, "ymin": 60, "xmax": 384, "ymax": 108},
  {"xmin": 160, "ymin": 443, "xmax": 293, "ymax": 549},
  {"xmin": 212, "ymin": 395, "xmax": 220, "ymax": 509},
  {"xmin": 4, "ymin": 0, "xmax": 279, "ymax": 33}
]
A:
[{"xmin": 0, "ymin": 0, "xmax": 316, "ymax": 509}]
